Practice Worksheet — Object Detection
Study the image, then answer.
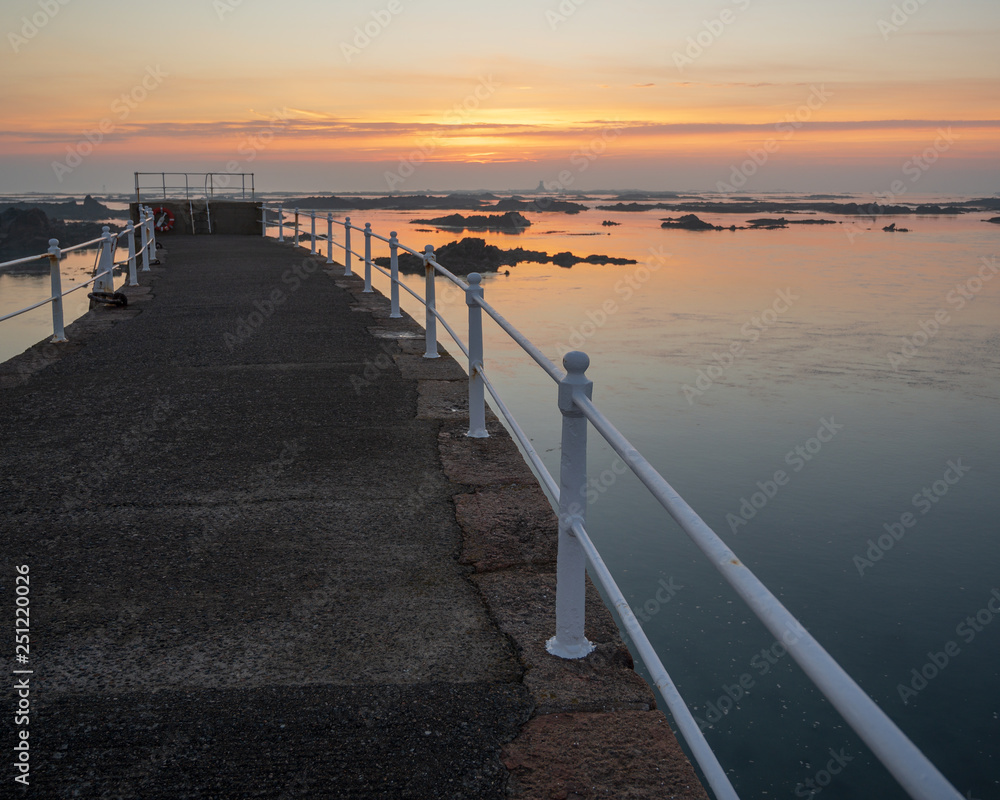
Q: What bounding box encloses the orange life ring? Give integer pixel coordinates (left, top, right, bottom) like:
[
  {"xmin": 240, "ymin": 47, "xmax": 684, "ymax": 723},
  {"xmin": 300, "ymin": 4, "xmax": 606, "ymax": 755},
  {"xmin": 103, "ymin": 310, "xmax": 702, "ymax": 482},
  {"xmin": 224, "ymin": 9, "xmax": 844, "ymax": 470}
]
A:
[{"xmin": 152, "ymin": 206, "xmax": 175, "ymax": 232}]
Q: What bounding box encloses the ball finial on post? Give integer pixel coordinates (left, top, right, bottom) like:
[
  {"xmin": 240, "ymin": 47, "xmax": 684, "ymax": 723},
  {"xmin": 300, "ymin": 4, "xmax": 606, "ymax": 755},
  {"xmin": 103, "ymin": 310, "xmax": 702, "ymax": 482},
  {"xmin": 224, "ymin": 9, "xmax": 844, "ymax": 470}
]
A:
[{"xmin": 563, "ymin": 350, "xmax": 590, "ymax": 376}]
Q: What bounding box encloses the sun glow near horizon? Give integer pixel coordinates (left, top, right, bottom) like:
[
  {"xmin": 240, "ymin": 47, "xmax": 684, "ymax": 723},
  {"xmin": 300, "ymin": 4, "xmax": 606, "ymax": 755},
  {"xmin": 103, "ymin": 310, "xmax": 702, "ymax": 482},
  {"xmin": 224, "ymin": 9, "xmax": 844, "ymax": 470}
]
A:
[{"xmin": 0, "ymin": 0, "xmax": 997, "ymax": 193}]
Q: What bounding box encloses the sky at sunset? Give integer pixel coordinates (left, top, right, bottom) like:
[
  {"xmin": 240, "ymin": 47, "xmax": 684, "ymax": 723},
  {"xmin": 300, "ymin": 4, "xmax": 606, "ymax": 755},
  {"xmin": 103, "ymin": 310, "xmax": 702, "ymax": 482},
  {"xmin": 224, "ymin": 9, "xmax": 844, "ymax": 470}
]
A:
[{"xmin": 1, "ymin": 0, "xmax": 998, "ymax": 195}]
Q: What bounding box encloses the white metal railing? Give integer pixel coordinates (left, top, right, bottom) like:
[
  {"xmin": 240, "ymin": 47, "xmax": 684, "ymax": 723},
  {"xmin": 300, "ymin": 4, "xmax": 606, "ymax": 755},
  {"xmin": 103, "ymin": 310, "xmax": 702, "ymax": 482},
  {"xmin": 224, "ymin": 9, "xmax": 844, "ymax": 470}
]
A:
[
  {"xmin": 134, "ymin": 171, "xmax": 255, "ymax": 203},
  {"xmin": 262, "ymin": 205, "xmax": 963, "ymax": 800},
  {"xmin": 0, "ymin": 207, "xmax": 158, "ymax": 342}
]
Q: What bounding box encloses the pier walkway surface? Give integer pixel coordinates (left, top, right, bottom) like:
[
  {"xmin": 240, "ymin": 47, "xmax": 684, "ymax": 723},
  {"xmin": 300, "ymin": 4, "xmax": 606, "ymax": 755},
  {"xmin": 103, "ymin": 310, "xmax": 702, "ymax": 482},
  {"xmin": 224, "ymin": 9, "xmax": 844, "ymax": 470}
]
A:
[{"xmin": 0, "ymin": 235, "xmax": 707, "ymax": 799}]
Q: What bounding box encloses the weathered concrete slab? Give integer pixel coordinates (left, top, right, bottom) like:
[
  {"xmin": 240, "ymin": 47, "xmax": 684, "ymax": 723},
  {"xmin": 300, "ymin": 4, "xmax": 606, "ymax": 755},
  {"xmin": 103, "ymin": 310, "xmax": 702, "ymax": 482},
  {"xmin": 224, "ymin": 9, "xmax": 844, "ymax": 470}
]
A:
[
  {"xmin": 503, "ymin": 711, "xmax": 710, "ymax": 799},
  {"xmin": 438, "ymin": 419, "xmax": 538, "ymax": 487},
  {"xmin": 454, "ymin": 485, "xmax": 557, "ymax": 572},
  {"xmin": 416, "ymin": 378, "xmax": 471, "ymax": 422},
  {"xmin": 474, "ymin": 568, "xmax": 655, "ymax": 716},
  {"xmin": 0, "ymin": 236, "xmax": 531, "ymax": 797}
]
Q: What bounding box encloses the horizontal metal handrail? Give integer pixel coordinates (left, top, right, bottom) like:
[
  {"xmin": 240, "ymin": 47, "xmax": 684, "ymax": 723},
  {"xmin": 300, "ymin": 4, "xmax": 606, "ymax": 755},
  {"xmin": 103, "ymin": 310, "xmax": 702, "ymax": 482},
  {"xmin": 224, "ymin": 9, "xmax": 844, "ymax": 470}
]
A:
[
  {"xmin": 271, "ymin": 210, "xmax": 560, "ymax": 381},
  {"xmin": 0, "ymin": 294, "xmax": 58, "ymax": 323},
  {"xmin": 261, "ymin": 211, "xmax": 962, "ymax": 800},
  {"xmin": 473, "ymin": 295, "xmax": 564, "ymax": 383},
  {"xmin": 570, "ymin": 392, "xmax": 960, "ymax": 800},
  {"xmin": 570, "ymin": 517, "xmax": 738, "ymax": 800},
  {"xmin": 478, "ymin": 366, "xmax": 560, "ymax": 501},
  {"xmin": 135, "ymin": 171, "xmax": 254, "ymax": 202},
  {"xmin": 366, "ymin": 258, "xmax": 471, "ymax": 361},
  {"xmin": 0, "ymin": 252, "xmax": 47, "ymax": 269},
  {"xmin": 60, "ymin": 236, "xmax": 110, "ymax": 253},
  {"xmin": 1, "ymin": 209, "xmax": 157, "ymax": 341},
  {"xmin": 0, "ymin": 267, "xmax": 113, "ymax": 324}
]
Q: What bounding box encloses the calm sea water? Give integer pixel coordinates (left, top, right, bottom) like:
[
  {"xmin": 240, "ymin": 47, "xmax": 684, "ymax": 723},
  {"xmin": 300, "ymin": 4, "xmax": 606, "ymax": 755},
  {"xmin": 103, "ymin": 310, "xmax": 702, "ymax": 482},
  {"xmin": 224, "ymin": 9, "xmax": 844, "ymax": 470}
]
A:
[
  {"xmin": 0, "ymin": 249, "xmax": 125, "ymax": 363},
  {"xmin": 3, "ymin": 195, "xmax": 997, "ymax": 798}
]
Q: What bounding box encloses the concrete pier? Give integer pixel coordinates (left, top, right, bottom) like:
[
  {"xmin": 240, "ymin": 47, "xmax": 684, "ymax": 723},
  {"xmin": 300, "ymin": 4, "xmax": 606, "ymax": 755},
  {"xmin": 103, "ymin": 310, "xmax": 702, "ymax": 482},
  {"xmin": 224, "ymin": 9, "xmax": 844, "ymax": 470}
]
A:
[{"xmin": 0, "ymin": 235, "xmax": 708, "ymax": 798}]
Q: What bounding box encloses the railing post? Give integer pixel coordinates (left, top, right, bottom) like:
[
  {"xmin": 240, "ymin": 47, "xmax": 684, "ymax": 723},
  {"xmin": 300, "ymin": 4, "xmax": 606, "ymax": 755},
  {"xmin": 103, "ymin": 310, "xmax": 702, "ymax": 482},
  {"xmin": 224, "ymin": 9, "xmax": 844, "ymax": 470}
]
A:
[
  {"xmin": 326, "ymin": 213, "xmax": 334, "ymax": 264},
  {"xmin": 363, "ymin": 223, "xmax": 373, "ymax": 293},
  {"xmin": 389, "ymin": 232, "xmax": 402, "ymax": 318},
  {"xmin": 310, "ymin": 210, "xmax": 316, "ymax": 254},
  {"xmin": 278, "ymin": 203, "xmax": 285, "ymax": 242},
  {"xmin": 139, "ymin": 208, "xmax": 151, "ymax": 272},
  {"xmin": 547, "ymin": 350, "xmax": 596, "ymax": 659},
  {"xmin": 293, "ymin": 208, "xmax": 300, "ymax": 248},
  {"xmin": 94, "ymin": 226, "xmax": 115, "ymax": 294},
  {"xmin": 48, "ymin": 239, "xmax": 67, "ymax": 343},
  {"xmin": 261, "ymin": 203, "xmax": 267, "ymax": 237},
  {"xmin": 423, "ymin": 245, "xmax": 439, "ymax": 358},
  {"xmin": 125, "ymin": 222, "xmax": 138, "ymax": 286},
  {"xmin": 465, "ymin": 272, "xmax": 488, "ymax": 438},
  {"xmin": 145, "ymin": 205, "xmax": 156, "ymax": 254},
  {"xmin": 344, "ymin": 217, "xmax": 353, "ymax": 276}
]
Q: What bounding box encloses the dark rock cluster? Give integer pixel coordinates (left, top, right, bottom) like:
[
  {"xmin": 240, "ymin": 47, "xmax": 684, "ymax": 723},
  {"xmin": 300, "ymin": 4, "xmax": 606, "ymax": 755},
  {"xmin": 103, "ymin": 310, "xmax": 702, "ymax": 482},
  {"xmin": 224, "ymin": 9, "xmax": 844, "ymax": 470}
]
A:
[
  {"xmin": 409, "ymin": 211, "xmax": 531, "ymax": 231},
  {"xmin": 0, "ymin": 208, "xmax": 107, "ymax": 265},
  {"xmin": 374, "ymin": 237, "xmax": 636, "ymax": 274}
]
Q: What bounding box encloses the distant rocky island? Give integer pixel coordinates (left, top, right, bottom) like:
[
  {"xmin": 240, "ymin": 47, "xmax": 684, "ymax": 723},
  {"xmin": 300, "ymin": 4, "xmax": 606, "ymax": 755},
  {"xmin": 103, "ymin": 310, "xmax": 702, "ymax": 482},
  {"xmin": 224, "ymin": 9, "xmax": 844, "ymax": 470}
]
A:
[
  {"xmin": 0, "ymin": 208, "xmax": 108, "ymax": 265},
  {"xmin": 660, "ymin": 214, "xmax": 839, "ymax": 231},
  {"xmin": 604, "ymin": 198, "xmax": 1000, "ymax": 216},
  {"xmin": 373, "ymin": 237, "xmax": 636, "ymax": 274},
  {"xmin": 0, "ymin": 194, "xmax": 125, "ymax": 221},
  {"xmin": 409, "ymin": 211, "xmax": 531, "ymax": 231},
  {"xmin": 277, "ymin": 193, "xmax": 588, "ymax": 214}
]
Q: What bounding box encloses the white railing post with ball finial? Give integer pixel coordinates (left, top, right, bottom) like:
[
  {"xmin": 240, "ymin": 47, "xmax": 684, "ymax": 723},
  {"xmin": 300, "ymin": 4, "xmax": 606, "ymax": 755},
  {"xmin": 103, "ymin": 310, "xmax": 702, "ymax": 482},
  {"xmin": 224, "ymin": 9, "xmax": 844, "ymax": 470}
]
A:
[
  {"xmin": 144, "ymin": 205, "xmax": 156, "ymax": 254},
  {"xmin": 278, "ymin": 204, "xmax": 285, "ymax": 242},
  {"xmin": 94, "ymin": 226, "xmax": 115, "ymax": 294},
  {"xmin": 48, "ymin": 239, "xmax": 67, "ymax": 343},
  {"xmin": 140, "ymin": 209, "xmax": 151, "ymax": 272},
  {"xmin": 344, "ymin": 217, "xmax": 353, "ymax": 276},
  {"xmin": 326, "ymin": 213, "xmax": 334, "ymax": 264},
  {"xmin": 422, "ymin": 245, "xmax": 439, "ymax": 359},
  {"xmin": 310, "ymin": 210, "xmax": 316, "ymax": 254},
  {"xmin": 125, "ymin": 222, "xmax": 138, "ymax": 286},
  {"xmin": 389, "ymin": 232, "xmax": 401, "ymax": 318},
  {"xmin": 465, "ymin": 272, "xmax": 488, "ymax": 438},
  {"xmin": 363, "ymin": 223, "xmax": 373, "ymax": 293},
  {"xmin": 547, "ymin": 350, "xmax": 596, "ymax": 660}
]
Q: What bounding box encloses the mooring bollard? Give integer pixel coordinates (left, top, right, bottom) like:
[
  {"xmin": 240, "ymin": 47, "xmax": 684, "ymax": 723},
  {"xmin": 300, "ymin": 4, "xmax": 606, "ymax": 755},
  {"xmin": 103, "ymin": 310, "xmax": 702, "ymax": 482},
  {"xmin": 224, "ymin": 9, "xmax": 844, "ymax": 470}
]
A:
[
  {"xmin": 48, "ymin": 239, "xmax": 67, "ymax": 343},
  {"xmin": 465, "ymin": 272, "xmax": 488, "ymax": 438},
  {"xmin": 389, "ymin": 232, "xmax": 401, "ymax": 319},
  {"xmin": 363, "ymin": 223, "xmax": 373, "ymax": 293},
  {"xmin": 423, "ymin": 245, "xmax": 439, "ymax": 359},
  {"xmin": 547, "ymin": 350, "xmax": 596, "ymax": 659}
]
